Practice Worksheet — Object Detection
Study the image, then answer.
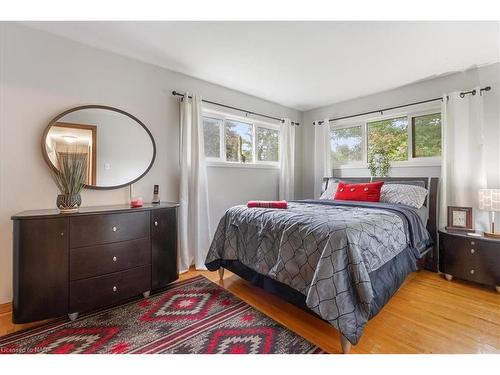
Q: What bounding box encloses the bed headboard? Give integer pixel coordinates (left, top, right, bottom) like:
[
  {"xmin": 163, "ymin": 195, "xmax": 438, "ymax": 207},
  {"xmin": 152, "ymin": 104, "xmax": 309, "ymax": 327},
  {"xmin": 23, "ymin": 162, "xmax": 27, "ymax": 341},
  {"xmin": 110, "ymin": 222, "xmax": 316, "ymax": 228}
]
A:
[{"xmin": 321, "ymin": 176, "xmax": 439, "ymax": 271}]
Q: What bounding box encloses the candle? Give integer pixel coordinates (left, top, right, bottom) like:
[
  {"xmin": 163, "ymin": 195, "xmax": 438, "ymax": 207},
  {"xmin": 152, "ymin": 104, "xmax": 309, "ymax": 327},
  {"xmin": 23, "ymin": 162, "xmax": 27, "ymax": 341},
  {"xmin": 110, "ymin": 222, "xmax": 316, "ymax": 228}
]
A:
[{"xmin": 130, "ymin": 197, "xmax": 143, "ymax": 208}]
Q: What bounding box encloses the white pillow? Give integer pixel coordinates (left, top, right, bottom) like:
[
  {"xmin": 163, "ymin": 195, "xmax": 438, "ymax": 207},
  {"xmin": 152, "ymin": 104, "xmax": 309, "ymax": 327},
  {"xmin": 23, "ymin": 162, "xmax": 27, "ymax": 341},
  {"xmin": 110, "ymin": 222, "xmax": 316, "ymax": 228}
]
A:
[
  {"xmin": 319, "ymin": 182, "xmax": 338, "ymax": 200},
  {"xmin": 380, "ymin": 184, "xmax": 428, "ymax": 209}
]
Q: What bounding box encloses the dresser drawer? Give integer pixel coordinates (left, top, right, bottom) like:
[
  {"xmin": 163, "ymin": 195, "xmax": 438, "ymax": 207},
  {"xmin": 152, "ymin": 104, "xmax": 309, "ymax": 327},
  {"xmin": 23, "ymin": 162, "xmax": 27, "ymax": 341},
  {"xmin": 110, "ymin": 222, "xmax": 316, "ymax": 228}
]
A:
[
  {"xmin": 70, "ymin": 211, "xmax": 150, "ymax": 247},
  {"xmin": 70, "ymin": 238, "xmax": 151, "ymax": 280},
  {"xmin": 69, "ymin": 265, "xmax": 151, "ymax": 313}
]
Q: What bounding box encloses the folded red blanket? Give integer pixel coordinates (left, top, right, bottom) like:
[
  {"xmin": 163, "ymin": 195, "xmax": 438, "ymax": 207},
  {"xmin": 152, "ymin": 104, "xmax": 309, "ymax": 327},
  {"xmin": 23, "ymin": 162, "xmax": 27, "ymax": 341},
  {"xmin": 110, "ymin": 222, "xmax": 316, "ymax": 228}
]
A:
[{"xmin": 247, "ymin": 200, "xmax": 288, "ymax": 209}]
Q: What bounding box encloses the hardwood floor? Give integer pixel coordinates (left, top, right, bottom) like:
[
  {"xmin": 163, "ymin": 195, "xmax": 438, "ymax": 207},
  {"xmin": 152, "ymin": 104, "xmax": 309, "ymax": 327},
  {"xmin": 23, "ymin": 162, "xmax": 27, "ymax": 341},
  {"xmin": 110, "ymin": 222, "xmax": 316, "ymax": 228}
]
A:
[{"xmin": 1, "ymin": 269, "xmax": 499, "ymax": 353}]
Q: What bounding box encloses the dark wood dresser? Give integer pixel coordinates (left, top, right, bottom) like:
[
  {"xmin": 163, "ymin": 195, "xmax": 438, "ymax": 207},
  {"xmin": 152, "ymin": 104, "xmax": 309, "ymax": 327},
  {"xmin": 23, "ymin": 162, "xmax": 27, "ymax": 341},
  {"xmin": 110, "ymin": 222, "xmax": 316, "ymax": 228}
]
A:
[
  {"xmin": 439, "ymin": 228, "xmax": 500, "ymax": 292},
  {"xmin": 11, "ymin": 203, "xmax": 179, "ymax": 323}
]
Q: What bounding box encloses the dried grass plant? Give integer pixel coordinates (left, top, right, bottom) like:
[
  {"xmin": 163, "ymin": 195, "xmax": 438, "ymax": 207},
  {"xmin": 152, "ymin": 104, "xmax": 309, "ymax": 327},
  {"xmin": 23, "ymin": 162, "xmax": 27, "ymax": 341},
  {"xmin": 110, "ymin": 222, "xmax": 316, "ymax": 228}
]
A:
[{"xmin": 51, "ymin": 151, "xmax": 88, "ymax": 195}]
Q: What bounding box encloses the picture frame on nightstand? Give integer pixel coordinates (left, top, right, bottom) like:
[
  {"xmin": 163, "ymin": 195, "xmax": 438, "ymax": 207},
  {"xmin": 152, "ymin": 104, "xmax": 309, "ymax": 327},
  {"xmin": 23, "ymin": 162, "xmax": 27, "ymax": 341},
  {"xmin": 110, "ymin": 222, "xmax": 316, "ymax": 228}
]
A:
[{"xmin": 446, "ymin": 206, "xmax": 473, "ymax": 232}]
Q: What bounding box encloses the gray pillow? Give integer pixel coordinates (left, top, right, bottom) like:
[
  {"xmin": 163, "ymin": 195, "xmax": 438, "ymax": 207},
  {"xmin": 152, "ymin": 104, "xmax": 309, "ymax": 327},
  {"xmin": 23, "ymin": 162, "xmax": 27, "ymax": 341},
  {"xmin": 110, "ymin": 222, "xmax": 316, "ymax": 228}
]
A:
[
  {"xmin": 380, "ymin": 184, "xmax": 428, "ymax": 209},
  {"xmin": 384, "ymin": 180, "xmax": 426, "ymax": 188},
  {"xmin": 320, "ymin": 182, "xmax": 338, "ymax": 200}
]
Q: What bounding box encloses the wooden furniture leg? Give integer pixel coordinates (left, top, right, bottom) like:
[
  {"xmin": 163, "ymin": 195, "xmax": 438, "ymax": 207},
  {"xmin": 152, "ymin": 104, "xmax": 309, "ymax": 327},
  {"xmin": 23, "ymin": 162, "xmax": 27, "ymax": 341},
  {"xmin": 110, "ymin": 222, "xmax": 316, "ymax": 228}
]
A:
[
  {"xmin": 340, "ymin": 335, "xmax": 352, "ymax": 354},
  {"xmin": 218, "ymin": 267, "xmax": 225, "ymax": 280},
  {"xmin": 68, "ymin": 312, "xmax": 79, "ymax": 321}
]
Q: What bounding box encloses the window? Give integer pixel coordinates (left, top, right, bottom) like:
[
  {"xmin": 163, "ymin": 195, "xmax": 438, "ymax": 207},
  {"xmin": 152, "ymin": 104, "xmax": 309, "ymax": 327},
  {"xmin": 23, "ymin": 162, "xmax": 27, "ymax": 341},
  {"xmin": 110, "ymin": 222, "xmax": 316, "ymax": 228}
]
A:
[
  {"xmin": 203, "ymin": 117, "xmax": 222, "ymax": 158},
  {"xmin": 225, "ymin": 120, "xmax": 254, "ymax": 163},
  {"xmin": 257, "ymin": 127, "xmax": 279, "ymax": 162},
  {"xmin": 412, "ymin": 113, "xmax": 441, "ymax": 158},
  {"xmin": 330, "ymin": 125, "xmax": 363, "ymax": 165},
  {"xmin": 202, "ymin": 112, "xmax": 280, "ymax": 165},
  {"xmin": 330, "ymin": 108, "xmax": 441, "ymax": 167},
  {"xmin": 367, "ymin": 116, "xmax": 408, "ymax": 161}
]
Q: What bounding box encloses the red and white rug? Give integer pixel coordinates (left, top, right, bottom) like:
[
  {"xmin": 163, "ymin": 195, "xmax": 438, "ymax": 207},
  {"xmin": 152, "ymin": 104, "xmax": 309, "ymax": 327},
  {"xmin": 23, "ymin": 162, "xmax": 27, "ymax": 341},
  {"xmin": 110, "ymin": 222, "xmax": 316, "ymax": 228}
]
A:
[{"xmin": 0, "ymin": 276, "xmax": 324, "ymax": 354}]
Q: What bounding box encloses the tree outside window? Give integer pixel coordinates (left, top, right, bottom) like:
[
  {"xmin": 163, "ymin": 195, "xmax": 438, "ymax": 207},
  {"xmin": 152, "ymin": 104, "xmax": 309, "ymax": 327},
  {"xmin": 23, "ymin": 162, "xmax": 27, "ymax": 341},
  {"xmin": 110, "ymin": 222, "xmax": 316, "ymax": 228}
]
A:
[{"xmin": 367, "ymin": 117, "xmax": 408, "ymax": 161}]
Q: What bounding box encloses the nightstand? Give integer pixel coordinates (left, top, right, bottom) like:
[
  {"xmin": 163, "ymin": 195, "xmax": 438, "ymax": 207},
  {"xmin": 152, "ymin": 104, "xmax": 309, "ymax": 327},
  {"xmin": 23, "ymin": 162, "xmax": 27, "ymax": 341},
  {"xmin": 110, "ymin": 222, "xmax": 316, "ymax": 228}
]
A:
[{"xmin": 439, "ymin": 228, "xmax": 500, "ymax": 292}]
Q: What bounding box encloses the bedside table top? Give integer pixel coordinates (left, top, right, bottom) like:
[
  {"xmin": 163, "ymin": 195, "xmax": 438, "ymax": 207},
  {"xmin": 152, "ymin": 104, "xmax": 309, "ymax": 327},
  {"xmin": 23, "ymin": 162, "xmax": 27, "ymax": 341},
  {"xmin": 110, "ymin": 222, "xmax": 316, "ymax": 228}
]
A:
[{"xmin": 439, "ymin": 227, "xmax": 500, "ymax": 243}]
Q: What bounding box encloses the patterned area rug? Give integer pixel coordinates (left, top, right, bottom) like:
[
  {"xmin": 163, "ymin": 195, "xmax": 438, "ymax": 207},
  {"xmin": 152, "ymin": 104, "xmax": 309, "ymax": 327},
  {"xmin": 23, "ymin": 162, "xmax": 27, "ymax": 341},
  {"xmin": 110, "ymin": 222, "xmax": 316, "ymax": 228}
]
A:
[{"xmin": 0, "ymin": 276, "xmax": 323, "ymax": 354}]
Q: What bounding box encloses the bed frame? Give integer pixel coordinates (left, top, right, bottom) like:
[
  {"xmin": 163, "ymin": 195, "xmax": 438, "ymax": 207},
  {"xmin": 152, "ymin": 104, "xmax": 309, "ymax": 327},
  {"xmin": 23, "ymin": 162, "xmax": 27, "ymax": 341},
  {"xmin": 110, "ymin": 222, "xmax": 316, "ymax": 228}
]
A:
[{"xmin": 217, "ymin": 176, "xmax": 439, "ymax": 353}]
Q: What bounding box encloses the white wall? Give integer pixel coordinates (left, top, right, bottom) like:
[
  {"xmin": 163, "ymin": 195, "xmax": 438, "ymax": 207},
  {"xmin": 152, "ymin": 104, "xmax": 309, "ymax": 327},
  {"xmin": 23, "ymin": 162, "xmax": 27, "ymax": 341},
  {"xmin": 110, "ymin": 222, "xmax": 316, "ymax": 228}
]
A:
[
  {"xmin": 301, "ymin": 63, "xmax": 500, "ymax": 199},
  {"xmin": 0, "ymin": 23, "xmax": 302, "ymax": 304}
]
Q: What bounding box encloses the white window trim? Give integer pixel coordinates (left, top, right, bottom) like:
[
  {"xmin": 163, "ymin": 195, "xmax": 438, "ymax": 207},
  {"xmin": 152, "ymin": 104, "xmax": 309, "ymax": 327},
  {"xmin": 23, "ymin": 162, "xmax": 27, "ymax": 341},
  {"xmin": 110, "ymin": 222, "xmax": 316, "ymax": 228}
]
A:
[
  {"xmin": 206, "ymin": 160, "xmax": 280, "ymax": 169},
  {"xmin": 203, "ymin": 107, "xmax": 281, "ymax": 168},
  {"xmin": 330, "ymin": 103, "xmax": 442, "ymax": 169}
]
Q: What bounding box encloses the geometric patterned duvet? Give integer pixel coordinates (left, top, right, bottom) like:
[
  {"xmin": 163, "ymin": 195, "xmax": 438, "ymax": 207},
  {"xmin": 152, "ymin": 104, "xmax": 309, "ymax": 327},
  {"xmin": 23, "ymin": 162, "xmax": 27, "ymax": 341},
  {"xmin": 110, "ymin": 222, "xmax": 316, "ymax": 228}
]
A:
[{"xmin": 205, "ymin": 200, "xmax": 431, "ymax": 345}]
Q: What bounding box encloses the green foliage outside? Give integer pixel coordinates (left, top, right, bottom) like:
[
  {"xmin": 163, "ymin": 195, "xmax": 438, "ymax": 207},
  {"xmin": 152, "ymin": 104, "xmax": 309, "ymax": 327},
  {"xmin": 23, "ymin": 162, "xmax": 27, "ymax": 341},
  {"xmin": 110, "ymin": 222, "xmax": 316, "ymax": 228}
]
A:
[
  {"xmin": 412, "ymin": 113, "xmax": 441, "ymax": 157},
  {"xmin": 330, "ymin": 113, "xmax": 442, "ymax": 169},
  {"xmin": 367, "ymin": 117, "xmax": 408, "ymax": 161},
  {"xmin": 257, "ymin": 128, "xmax": 279, "ymax": 162}
]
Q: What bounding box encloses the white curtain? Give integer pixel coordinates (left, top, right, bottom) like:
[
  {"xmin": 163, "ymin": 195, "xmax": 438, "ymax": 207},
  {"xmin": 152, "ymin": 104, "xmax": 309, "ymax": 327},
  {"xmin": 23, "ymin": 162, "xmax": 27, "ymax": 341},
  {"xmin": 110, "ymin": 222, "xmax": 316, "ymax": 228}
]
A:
[
  {"xmin": 179, "ymin": 93, "xmax": 211, "ymax": 272},
  {"xmin": 313, "ymin": 118, "xmax": 332, "ymax": 198},
  {"xmin": 440, "ymin": 89, "xmax": 488, "ymax": 230},
  {"xmin": 279, "ymin": 119, "xmax": 295, "ymax": 200}
]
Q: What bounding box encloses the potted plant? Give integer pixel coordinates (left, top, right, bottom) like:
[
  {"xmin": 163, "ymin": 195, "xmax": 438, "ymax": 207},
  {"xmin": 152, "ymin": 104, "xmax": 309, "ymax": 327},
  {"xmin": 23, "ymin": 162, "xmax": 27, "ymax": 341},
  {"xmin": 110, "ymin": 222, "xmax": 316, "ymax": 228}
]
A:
[
  {"xmin": 368, "ymin": 151, "xmax": 391, "ymax": 177},
  {"xmin": 51, "ymin": 152, "xmax": 87, "ymax": 213}
]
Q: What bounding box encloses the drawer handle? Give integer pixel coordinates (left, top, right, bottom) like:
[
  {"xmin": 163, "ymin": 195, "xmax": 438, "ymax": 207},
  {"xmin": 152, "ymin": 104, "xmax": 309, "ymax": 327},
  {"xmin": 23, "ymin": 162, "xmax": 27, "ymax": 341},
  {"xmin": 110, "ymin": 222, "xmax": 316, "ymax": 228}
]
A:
[
  {"xmin": 470, "ymin": 249, "xmax": 475, "ymax": 254},
  {"xmin": 113, "ymin": 286, "xmax": 117, "ymax": 292},
  {"xmin": 470, "ymin": 241, "xmax": 475, "ymax": 246},
  {"xmin": 60, "ymin": 232, "xmax": 64, "ymax": 236},
  {"xmin": 112, "ymin": 226, "xmax": 117, "ymax": 232},
  {"xmin": 154, "ymin": 221, "xmax": 158, "ymax": 227},
  {"xmin": 112, "ymin": 256, "xmax": 117, "ymax": 262},
  {"xmin": 470, "ymin": 269, "xmax": 475, "ymax": 275}
]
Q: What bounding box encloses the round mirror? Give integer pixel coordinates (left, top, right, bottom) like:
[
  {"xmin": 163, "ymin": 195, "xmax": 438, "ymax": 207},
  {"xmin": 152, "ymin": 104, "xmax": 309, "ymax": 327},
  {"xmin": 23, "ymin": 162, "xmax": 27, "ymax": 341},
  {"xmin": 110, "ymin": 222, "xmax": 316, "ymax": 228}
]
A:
[{"xmin": 42, "ymin": 105, "xmax": 156, "ymax": 189}]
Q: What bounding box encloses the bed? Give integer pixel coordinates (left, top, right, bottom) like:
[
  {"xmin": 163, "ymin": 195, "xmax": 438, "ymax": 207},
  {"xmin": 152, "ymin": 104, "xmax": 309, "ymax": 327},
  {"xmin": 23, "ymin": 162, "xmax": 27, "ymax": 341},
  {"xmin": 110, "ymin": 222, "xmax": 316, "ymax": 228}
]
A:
[{"xmin": 205, "ymin": 176, "xmax": 439, "ymax": 353}]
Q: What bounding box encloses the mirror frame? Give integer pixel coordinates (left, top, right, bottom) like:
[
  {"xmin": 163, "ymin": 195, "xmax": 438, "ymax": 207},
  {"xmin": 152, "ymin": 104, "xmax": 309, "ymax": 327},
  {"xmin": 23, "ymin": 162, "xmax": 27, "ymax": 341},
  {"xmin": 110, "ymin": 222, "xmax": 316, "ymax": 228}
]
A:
[{"xmin": 42, "ymin": 105, "xmax": 157, "ymax": 190}]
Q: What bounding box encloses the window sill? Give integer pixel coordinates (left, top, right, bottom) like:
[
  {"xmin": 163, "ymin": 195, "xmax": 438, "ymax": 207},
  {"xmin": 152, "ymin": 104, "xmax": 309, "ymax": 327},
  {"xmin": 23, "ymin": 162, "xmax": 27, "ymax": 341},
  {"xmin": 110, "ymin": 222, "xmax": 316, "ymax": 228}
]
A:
[
  {"xmin": 334, "ymin": 159, "xmax": 441, "ymax": 169},
  {"xmin": 206, "ymin": 161, "xmax": 280, "ymax": 170}
]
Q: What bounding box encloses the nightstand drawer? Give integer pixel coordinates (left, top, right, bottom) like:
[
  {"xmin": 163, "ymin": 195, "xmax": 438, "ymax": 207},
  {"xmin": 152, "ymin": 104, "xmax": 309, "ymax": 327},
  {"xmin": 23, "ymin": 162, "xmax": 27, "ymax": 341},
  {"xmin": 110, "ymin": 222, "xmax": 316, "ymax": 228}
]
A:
[
  {"xmin": 439, "ymin": 233, "xmax": 478, "ymax": 280},
  {"xmin": 475, "ymin": 241, "xmax": 500, "ymax": 285}
]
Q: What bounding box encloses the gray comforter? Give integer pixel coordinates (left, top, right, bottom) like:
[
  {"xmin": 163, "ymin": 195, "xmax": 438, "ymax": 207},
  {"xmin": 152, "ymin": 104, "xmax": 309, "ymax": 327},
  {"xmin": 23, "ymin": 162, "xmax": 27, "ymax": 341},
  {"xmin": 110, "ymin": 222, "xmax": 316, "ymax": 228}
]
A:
[{"xmin": 205, "ymin": 200, "xmax": 431, "ymax": 344}]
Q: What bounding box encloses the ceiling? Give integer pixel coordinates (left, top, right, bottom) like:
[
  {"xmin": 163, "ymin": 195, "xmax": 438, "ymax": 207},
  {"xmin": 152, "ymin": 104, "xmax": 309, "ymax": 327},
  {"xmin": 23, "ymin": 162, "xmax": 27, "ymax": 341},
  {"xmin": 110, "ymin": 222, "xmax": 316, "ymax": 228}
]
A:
[{"xmin": 25, "ymin": 21, "xmax": 500, "ymax": 111}]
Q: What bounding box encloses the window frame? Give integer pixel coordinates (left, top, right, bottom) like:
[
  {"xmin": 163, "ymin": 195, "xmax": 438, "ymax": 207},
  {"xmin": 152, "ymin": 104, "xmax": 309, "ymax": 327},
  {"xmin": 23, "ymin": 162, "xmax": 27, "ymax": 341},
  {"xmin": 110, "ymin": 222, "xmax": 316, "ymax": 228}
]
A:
[
  {"xmin": 330, "ymin": 104, "xmax": 442, "ymax": 169},
  {"xmin": 202, "ymin": 108, "xmax": 281, "ymax": 168}
]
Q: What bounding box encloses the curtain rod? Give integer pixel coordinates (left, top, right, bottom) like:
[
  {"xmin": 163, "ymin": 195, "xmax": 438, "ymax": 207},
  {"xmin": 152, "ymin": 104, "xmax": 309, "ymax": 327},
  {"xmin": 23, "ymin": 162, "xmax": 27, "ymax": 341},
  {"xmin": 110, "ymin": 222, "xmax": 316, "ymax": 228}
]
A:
[
  {"xmin": 172, "ymin": 91, "xmax": 300, "ymax": 126},
  {"xmin": 313, "ymin": 86, "xmax": 491, "ymax": 125}
]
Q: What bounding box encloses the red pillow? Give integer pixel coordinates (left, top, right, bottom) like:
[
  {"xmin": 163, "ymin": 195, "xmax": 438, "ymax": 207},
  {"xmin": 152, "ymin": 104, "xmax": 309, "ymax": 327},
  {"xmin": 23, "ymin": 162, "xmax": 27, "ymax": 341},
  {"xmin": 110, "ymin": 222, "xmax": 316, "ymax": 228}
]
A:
[{"xmin": 334, "ymin": 181, "xmax": 384, "ymax": 202}]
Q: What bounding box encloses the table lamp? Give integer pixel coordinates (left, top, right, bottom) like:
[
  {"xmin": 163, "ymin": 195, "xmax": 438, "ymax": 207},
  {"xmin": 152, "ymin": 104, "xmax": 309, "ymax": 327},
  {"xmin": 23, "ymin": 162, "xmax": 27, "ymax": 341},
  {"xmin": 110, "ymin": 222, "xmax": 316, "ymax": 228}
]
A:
[{"xmin": 478, "ymin": 189, "xmax": 500, "ymax": 238}]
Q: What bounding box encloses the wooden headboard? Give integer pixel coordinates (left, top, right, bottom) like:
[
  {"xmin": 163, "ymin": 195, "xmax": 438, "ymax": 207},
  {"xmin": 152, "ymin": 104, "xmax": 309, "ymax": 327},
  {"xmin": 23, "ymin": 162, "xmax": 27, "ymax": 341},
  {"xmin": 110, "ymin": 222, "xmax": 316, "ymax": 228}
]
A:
[{"xmin": 321, "ymin": 176, "xmax": 439, "ymax": 271}]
